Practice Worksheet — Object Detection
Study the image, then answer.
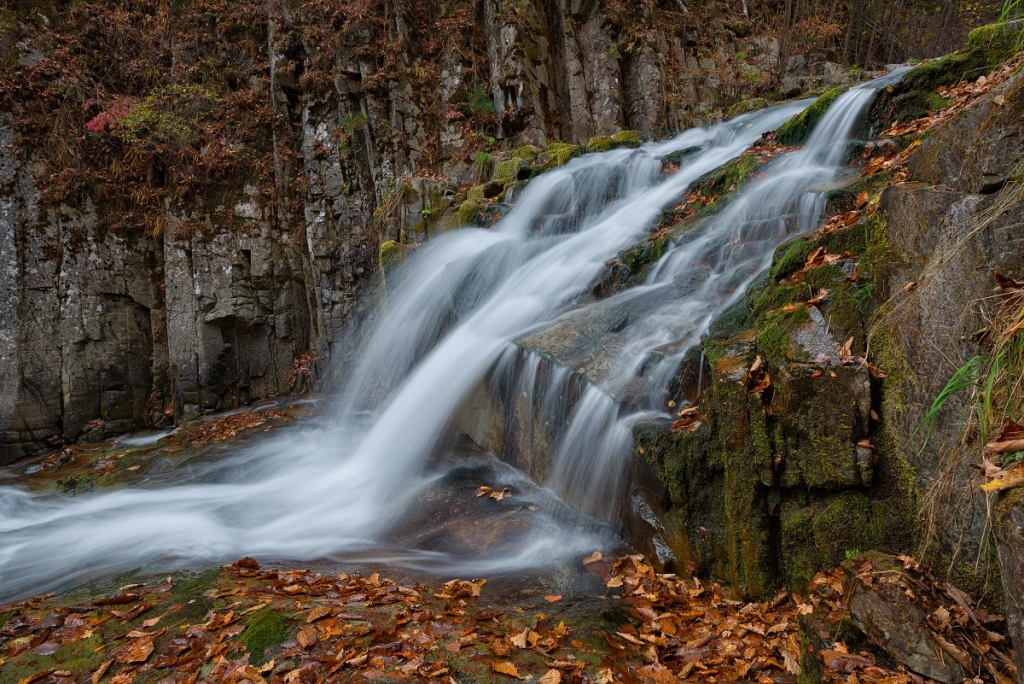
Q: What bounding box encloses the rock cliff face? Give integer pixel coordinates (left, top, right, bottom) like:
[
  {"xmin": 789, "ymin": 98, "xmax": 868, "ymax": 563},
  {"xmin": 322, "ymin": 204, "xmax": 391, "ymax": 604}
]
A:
[
  {"xmin": 451, "ymin": 26, "xmax": 1024, "ymax": 612},
  {"xmin": 0, "ymin": 0, "xmax": 873, "ymax": 464},
  {"xmin": 622, "ymin": 41, "xmax": 1024, "ymax": 605}
]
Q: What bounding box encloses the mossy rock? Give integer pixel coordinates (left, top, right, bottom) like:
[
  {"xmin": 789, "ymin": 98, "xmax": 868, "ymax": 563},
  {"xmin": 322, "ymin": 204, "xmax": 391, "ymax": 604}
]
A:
[
  {"xmin": 538, "ymin": 142, "xmax": 585, "ymax": 168},
  {"xmin": 587, "ymin": 135, "xmax": 615, "ymax": 152},
  {"xmin": 890, "ymin": 91, "xmax": 954, "ymax": 123},
  {"xmin": 611, "ymin": 129, "xmax": 643, "ymax": 147},
  {"xmin": 379, "ymin": 239, "xmax": 415, "ymax": 272},
  {"xmin": 457, "ymin": 199, "xmax": 482, "ymax": 226},
  {"xmin": 492, "ymin": 157, "xmax": 534, "ymax": 184},
  {"xmin": 766, "ymin": 237, "xmax": 813, "ymax": 283},
  {"xmin": 901, "ymin": 20, "xmax": 1024, "ymax": 94},
  {"xmin": 466, "ymin": 185, "xmax": 485, "ymax": 201},
  {"xmin": 780, "ymin": 493, "xmax": 892, "ymax": 589},
  {"xmin": 691, "ymin": 153, "xmax": 761, "ymax": 197},
  {"xmin": 514, "ymin": 144, "xmax": 541, "ymax": 161},
  {"xmin": 664, "ymin": 145, "xmax": 704, "ymax": 164},
  {"xmin": 776, "ymin": 86, "xmax": 848, "ymax": 146},
  {"xmin": 727, "ymin": 98, "xmax": 771, "ymax": 117}
]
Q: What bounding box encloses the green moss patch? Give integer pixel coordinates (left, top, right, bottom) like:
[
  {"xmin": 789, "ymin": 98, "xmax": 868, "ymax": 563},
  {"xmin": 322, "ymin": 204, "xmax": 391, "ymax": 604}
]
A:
[
  {"xmin": 612, "ymin": 129, "xmax": 643, "ymax": 146},
  {"xmin": 691, "ymin": 153, "xmax": 761, "ymax": 197},
  {"xmin": 173, "ymin": 567, "xmax": 220, "ymax": 595},
  {"xmin": 767, "ymin": 238, "xmax": 813, "ymax": 283},
  {"xmin": 240, "ymin": 607, "xmax": 289, "ymax": 663},
  {"xmin": 776, "ymin": 86, "xmax": 848, "ymax": 146}
]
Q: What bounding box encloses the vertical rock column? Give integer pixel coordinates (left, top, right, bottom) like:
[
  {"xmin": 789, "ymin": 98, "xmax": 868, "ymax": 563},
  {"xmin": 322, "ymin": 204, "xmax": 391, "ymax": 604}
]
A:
[{"xmin": 994, "ymin": 489, "xmax": 1024, "ymax": 680}]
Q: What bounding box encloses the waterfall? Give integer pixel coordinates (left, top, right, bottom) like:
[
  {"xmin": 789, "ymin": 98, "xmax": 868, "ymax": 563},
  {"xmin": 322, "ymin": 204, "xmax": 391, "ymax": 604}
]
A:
[
  {"xmin": 535, "ymin": 69, "xmax": 908, "ymax": 531},
  {"xmin": 0, "ymin": 73, "xmax": 902, "ymax": 601}
]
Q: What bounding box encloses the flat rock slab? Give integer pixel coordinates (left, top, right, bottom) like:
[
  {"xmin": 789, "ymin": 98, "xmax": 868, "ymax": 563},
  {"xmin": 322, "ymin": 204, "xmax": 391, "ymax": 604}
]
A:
[{"xmin": 843, "ymin": 548, "xmax": 1011, "ymax": 684}]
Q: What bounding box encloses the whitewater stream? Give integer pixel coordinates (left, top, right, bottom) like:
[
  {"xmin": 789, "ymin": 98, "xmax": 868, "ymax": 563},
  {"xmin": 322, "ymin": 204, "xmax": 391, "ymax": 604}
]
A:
[{"xmin": 0, "ymin": 71, "xmax": 904, "ymax": 601}]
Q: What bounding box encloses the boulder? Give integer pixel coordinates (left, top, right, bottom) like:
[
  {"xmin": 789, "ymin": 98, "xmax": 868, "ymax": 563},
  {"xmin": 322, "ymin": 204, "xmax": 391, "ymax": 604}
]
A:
[
  {"xmin": 909, "ymin": 68, "xmax": 1024, "ymax": 193},
  {"xmin": 841, "ymin": 552, "xmax": 967, "ymax": 683}
]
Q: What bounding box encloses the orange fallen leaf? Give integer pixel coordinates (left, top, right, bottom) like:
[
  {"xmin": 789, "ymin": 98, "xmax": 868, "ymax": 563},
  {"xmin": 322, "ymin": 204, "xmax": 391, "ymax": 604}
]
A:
[
  {"xmin": 981, "ymin": 464, "xmax": 1024, "ymax": 492},
  {"xmin": 436, "ymin": 578, "xmax": 485, "ymax": 598},
  {"xmin": 493, "ymin": 660, "xmax": 525, "ymax": 678},
  {"xmin": 490, "ymin": 638, "xmax": 512, "ymax": 656},
  {"xmin": 582, "ymin": 551, "xmax": 603, "ymax": 565},
  {"xmin": 544, "ymin": 595, "xmax": 562, "ymax": 603},
  {"xmin": 92, "ymin": 662, "xmax": 113, "ymax": 684}
]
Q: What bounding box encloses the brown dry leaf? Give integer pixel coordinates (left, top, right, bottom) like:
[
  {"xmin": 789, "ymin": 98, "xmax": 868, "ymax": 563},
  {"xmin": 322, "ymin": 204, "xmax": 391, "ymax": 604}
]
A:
[
  {"xmin": 929, "ymin": 606, "xmax": 951, "ymax": 631},
  {"xmin": 493, "ymin": 660, "xmax": 525, "ymax": 679},
  {"xmin": 616, "ymin": 631, "xmax": 645, "ymax": 646},
  {"xmin": 839, "ymin": 337, "xmax": 855, "ymax": 363},
  {"xmin": 509, "ymin": 629, "xmax": 529, "ymax": 649},
  {"xmin": 857, "ymin": 356, "xmax": 889, "ymax": 379},
  {"xmin": 96, "ymin": 593, "xmax": 140, "ymax": 606},
  {"xmin": 856, "ymin": 191, "xmax": 870, "ymax": 208},
  {"xmin": 606, "ymin": 576, "xmax": 624, "ymax": 588},
  {"xmin": 544, "ymin": 595, "xmax": 562, "ymax": 603},
  {"xmin": 476, "ymin": 486, "xmax": 492, "ymax": 497},
  {"xmin": 984, "ymin": 439, "xmax": 1024, "ymax": 455},
  {"xmin": 932, "ymin": 633, "xmax": 973, "ymax": 670},
  {"xmin": 806, "ymin": 288, "xmax": 830, "ymax": 306},
  {"xmin": 984, "ymin": 458, "xmax": 1005, "ymax": 478},
  {"xmin": 91, "ymin": 661, "xmax": 113, "ymax": 684},
  {"xmin": 18, "ymin": 670, "xmax": 59, "ymax": 684},
  {"xmin": 994, "ymin": 270, "xmax": 1024, "ymax": 298},
  {"xmin": 902, "ymin": 280, "xmax": 918, "ymax": 292},
  {"xmin": 112, "ymin": 637, "xmax": 154, "ymax": 664},
  {"xmin": 597, "ymin": 669, "xmax": 614, "ymax": 684},
  {"xmin": 993, "ymin": 418, "xmax": 1024, "ymax": 442},
  {"xmin": 985, "ymin": 419, "xmax": 1024, "ymax": 455},
  {"xmin": 747, "ymin": 355, "xmax": 772, "ymax": 395},
  {"xmin": 805, "ymin": 246, "xmax": 826, "ymax": 267},
  {"xmin": 671, "ymin": 408, "xmax": 705, "ymax": 433},
  {"xmin": 537, "ymin": 669, "xmax": 562, "ymax": 684},
  {"xmin": 306, "ymin": 604, "xmax": 333, "ymax": 623},
  {"xmin": 582, "ymin": 551, "xmax": 603, "ymax": 565},
  {"xmin": 490, "ymin": 638, "xmax": 512, "ymax": 656},
  {"xmin": 296, "ymin": 625, "xmax": 318, "ymax": 649}
]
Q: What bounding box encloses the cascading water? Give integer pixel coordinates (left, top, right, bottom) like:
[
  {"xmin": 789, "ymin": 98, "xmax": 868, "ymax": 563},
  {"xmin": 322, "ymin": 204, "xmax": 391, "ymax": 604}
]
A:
[
  {"xmin": 526, "ymin": 69, "xmax": 909, "ymax": 530},
  {"xmin": 0, "ymin": 72, "xmax": 900, "ymax": 601}
]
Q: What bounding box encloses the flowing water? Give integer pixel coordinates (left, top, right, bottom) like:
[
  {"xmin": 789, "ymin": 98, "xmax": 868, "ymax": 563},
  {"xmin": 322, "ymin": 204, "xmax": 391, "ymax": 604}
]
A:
[{"xmin": 0, "ymin": 72, "xmax": 903, "ymax": 601}]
